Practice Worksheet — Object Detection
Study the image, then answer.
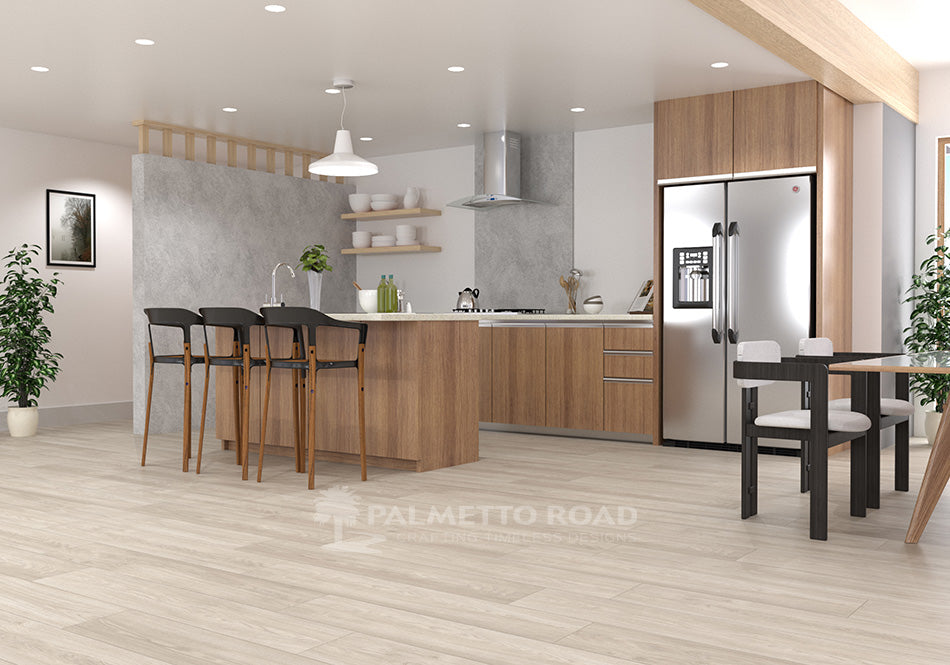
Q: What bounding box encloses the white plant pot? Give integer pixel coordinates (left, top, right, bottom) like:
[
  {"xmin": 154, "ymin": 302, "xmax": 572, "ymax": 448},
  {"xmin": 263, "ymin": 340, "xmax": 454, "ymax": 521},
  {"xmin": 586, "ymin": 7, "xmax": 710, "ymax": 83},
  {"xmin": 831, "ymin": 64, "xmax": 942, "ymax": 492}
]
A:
[
  {"xmin": 7, "ymin": 406, "xmax": 38, "ymax": 437},
  {"xmin": 925, "ymin": 410, "xmax": 942, "ymax": 445},
  {"xmin": 308, "ymin": 271, "xmax": 324, "ymax": 311}
]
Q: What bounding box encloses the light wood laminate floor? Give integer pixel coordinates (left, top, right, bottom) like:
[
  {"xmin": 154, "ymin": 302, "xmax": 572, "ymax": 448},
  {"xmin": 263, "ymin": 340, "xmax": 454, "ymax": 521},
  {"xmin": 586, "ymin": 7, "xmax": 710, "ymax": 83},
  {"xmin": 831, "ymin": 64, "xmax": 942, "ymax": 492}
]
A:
[{"xmin": 0, "ymin": 422, "xmax": 949, "ymax": 664}]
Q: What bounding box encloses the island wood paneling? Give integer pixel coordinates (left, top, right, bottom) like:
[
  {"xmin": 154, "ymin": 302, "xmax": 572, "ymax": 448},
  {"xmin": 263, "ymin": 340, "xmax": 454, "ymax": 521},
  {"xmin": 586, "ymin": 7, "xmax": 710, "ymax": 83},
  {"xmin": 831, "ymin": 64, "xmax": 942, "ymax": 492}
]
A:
[
  {"xmin": 491, "ymin": 325, "xmax": 546, "ymax": 427},
  {"xmin": 733, "ymin": 80, "xmax": 818, "ymax": 173},
  {"xmin": 478, "ymin": 324, "xmax": 492, "ymax": 422},
  {"xmin": 215, "ymin": 321, "xmax": 479, "ymax": 472},
  {"xmin": 544, "ymin": 326, "xmax": 604, "ymax": 431},
  {"xmin": 654, "ymin": 92, "xmax": 734, "ymax": 181}
]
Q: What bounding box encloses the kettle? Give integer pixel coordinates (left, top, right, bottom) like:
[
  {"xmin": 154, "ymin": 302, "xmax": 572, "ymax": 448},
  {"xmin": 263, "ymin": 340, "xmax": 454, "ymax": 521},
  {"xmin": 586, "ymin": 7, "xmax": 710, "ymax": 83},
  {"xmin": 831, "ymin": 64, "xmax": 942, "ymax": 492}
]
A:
[{"xmin": 456, "ymin": 287, "xmax": 480, "ymax": 310}]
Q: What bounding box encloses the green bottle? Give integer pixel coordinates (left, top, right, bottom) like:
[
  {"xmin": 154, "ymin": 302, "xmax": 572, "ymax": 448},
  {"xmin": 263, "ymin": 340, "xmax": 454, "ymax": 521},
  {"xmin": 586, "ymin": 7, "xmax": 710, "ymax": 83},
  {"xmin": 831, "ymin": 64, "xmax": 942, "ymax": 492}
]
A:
[
  {"xmin": 377, "ymin": 274, "xmax": 387, "ymax": 312},
  {"xmin": 388, "ymin": 275, "xmax": 397, "ymax": 312}
]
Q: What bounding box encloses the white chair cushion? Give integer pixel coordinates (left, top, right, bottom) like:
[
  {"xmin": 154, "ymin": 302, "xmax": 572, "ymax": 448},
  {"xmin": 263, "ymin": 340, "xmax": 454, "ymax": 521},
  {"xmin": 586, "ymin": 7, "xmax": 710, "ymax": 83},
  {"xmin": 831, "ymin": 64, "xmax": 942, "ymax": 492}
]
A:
[
  {"xmin": 829, "ymin": 397, "xmax": 914, "ymax": 417},
  {"xmin": 755, "ymin": 409, "xmax": 871, "ymax": 432},
  {"xmin": 799, "ymin": 337, "xmax": 834, "ymax": 356},
  {"xmin": 736, "ymin": 340, "xmax": 781, "ymax": 389}
]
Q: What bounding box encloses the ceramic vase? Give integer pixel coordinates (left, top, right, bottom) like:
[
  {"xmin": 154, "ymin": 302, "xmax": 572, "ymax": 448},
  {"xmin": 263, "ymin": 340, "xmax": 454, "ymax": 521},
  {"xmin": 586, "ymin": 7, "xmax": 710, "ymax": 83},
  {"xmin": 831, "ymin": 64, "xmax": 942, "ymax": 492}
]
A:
[
  {"xmin": 7, "ymin": 406, "xmax": 38, "ymax": 437},
  {"xmin": 404, "ymin": 186, "xmax": 420, "ymax": 209},
  {"xmin": 925, "ymin": 410, "xmax": 941, "ymax": 445}
]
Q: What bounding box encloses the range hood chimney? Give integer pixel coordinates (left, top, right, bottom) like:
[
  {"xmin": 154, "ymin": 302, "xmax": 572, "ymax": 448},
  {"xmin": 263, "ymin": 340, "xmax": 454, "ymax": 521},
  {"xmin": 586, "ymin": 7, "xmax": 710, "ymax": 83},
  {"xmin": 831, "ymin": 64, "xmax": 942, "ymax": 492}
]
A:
[{"xmin": 448, "ymin": 131, "xmax": 545, "ymax": 209}]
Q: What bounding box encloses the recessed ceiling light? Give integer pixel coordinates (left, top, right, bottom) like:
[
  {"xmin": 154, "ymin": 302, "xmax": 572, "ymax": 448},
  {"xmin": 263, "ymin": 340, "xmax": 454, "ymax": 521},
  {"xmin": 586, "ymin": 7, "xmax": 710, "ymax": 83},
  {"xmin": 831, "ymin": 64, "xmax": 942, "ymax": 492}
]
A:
[
  {"xmin": 570, "ymin": 107, "xmax": 586, "ymax": 113},
  {"xmin": 325, "ymin": 87, "xmax": 341, "ymax": 94},
  {"xmin": 30, "ymin": 66, "xmax": 50, "ymax": 73},
  {"xmin": 359, "ymin": 136, "xmax": 373, "ymax": 142},
  {"xmin": 134, "ymin": 38, "xmax": 155, "ymax": 46},
  {"xmin": 457, "ymin": 123, "xmax": 471, "ymax": 128},
  {"xmin": 264, "ymin": 4, "xmax": 286, "ymax": 12},
  {"xmin": 222, "ymin": 107, "xmax": 238, "ymax": 113},
  {"xmin": 447, "ymin": 66, "xmax": 465, "ymax": 73},
  {"xmin": 711, "ymin": 61, "xmax": 729, "ymax": 69}
]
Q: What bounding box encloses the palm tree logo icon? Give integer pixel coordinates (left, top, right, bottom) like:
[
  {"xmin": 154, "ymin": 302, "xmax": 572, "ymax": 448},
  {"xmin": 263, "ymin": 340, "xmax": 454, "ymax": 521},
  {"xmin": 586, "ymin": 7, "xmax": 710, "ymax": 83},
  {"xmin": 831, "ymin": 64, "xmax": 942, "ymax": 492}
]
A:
[{"xmin": 313, "ymin": 485, "xmax": 361, "ymax": 543}]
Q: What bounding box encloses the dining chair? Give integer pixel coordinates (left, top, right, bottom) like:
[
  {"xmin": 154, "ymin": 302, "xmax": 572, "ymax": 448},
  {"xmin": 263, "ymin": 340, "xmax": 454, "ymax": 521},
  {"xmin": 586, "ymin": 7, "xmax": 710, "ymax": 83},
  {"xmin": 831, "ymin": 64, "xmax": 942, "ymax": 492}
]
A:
[
  {"xmin": 141, "ymin": 308, "xmax": 205, "ymax": 471},
  {"xmin": 259, "ymin": 307, "xmax": 369, "ymax": 488},
  {"xmin": 196, "ymin": 307, "xmax": 266, "ymax": 477},
  {"xmin": 733, "ymin": 340, "xmax": 872, "ymax": 540}
]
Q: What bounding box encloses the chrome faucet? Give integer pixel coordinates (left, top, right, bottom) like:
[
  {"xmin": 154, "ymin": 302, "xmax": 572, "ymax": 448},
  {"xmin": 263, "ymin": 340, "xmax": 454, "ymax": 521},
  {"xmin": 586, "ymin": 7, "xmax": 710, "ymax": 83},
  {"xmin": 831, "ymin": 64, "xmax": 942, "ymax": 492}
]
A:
[{"xmin": 268, "ymin": 262, "xmax": 296, "ymax": 307}]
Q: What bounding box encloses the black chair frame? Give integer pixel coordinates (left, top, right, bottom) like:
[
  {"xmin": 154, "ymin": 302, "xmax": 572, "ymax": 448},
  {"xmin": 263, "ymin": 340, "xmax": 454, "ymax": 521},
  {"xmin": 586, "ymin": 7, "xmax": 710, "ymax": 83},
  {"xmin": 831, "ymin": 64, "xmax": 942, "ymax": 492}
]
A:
[
  {"xmin": 794, "ymin": 352, "xmax": 910, "ymax": 508},
  {"xmin": 142, "ymin": 308, "xmax": 205, "ymax": 472},
  {"xmin": 734, "ymin": 359, "xmax": 868, "ymax": 541},
  {"xmin": 259, "ymin": 307, "xmax": 369, "ymax": 489},
  {"xmin": 197, "ymin": 308, "xmax": 266, "ymax": 478}
]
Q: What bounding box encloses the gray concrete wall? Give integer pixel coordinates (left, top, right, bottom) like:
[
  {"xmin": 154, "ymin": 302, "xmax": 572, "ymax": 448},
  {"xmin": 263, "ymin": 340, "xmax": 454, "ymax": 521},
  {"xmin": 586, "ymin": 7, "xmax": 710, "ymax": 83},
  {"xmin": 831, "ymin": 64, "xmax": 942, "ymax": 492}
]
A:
[
  {"xmin": 132, "ymin": 154, "xmax": 354, "ymax": 435},
  {"xmin": 473, "ymin": 133, "xmax": 574, "ymax": 312}
]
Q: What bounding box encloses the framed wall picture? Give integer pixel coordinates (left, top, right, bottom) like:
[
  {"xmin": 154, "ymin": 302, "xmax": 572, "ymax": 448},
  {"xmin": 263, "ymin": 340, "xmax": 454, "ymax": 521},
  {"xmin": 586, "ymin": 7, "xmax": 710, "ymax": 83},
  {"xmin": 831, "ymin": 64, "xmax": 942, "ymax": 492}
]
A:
[
  {"xmin": 628, "ymin": 278, "xmax": 654, "ymax": 313},
  {"xmin": 47, "ymin": 189, "xmax": 96, "ymax": 268}
]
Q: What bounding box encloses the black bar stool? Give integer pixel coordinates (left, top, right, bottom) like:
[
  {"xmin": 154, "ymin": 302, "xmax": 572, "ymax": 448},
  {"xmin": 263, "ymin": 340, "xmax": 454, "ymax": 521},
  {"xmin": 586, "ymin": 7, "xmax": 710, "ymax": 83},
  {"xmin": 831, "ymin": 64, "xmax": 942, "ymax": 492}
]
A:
[
  {"xmin": 196, "ymin": 307, "xmax": 266, "ymax": 478},
  {"xmin": 141, "ymin": 308, "xmax": 205, "ymax": 471},
  {"xmin": 259, "ymin": 307, "xmax": 368, "ymax": 488}
]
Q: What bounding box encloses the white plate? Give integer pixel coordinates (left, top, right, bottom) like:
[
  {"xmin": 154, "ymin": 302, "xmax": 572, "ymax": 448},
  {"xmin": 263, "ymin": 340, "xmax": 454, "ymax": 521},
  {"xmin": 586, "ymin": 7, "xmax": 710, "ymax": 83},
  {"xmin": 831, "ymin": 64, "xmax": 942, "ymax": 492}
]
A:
[
  {"xmin": 395, "ymin": 240, "xmax": 418, "ymax": 246},
  {"xmin": 370, "ymin": 201, "xmax": 398, "ymax": 211}
]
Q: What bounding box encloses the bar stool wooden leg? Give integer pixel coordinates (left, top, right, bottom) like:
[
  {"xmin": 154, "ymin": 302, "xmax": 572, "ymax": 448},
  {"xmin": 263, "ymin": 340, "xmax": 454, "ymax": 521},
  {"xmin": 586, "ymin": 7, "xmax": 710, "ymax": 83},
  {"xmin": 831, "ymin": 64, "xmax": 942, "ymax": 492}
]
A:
[
  {"xmin": 196, "ymin": 348, "xmax": 211, "ymax": 474},
  {"xmin": 308, "ymin": 348, "xmax": 318, "ymax": 490},
  {"xmin": 232, "ymin": 341, "xmax": 242, "ymax": 465},
  {"xmin": 141, "ymin": 352, "xmax": 155, "ymax": 467},
  {"xmin": 292, "ymin": 363, "xmax": 303, "ymax": 473},
  {"xmin": 241, "ymin": 345, "xmax": 252, "ymax": 481},
  {"xmin": 358, "ymin": 343, "xmax": 367, "ymax": 482},
  {"xmin": 258, "ymin": 363, "xmax": 272, "ymax": 483},
  {"xmin": 182, "ymin": 342, "xmax": 193, "ymax": 472}
]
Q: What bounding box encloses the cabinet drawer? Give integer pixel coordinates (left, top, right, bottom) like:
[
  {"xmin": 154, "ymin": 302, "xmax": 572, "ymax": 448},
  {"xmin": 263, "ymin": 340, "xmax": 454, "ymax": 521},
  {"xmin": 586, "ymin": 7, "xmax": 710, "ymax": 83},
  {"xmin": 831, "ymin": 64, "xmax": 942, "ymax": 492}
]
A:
[
  {"xmin": 604, "ymin": 379, "xmax": 653, "ymax": 436},
  {"xmin": 604, "ymin": 326, "xmax": 653, "ymax": 351},
  {"xmin": 604, "ymin": 352, "xmax": 652, "ymax": 379}
]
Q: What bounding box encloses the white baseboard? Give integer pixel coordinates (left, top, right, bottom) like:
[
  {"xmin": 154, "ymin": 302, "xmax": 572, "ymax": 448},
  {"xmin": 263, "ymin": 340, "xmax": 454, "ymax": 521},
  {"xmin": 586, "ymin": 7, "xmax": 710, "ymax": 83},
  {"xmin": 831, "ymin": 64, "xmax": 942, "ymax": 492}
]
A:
[{"xmin": 0, "ymin": 401, "xmax": 132, "ymax": 433}]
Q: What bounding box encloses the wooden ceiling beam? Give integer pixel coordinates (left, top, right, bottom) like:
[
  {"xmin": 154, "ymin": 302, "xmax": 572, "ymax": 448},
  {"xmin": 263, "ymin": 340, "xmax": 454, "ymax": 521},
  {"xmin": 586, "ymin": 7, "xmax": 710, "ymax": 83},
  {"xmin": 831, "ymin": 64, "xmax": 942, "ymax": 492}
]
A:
[{"xmin": 689, "ymin": 0, "xmax": 919, "ymax": 123}]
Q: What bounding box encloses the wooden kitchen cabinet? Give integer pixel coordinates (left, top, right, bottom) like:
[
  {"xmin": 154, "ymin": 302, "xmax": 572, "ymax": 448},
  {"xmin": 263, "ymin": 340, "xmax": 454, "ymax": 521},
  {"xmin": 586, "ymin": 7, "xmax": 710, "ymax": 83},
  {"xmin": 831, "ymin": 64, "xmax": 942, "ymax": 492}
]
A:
[
  {"xmin": 654, "ymin": 92, "xmax": 733, "ymax": 181},
  {"xmin": 491, "ymin": 324, "xmax": 546, "ymax": 427},
  {"xmin": 545, "ymin": 325, "xmax": 604, "ymax": 430},
  {"xmin": 604, "ymin": 381, "xmax": 653, "ymax": 436},
  {"xmin": 733, "ymin": 80, "xmax": 818, "ymax": 174},
  {"xmin": 603, "ymin": 324, "xmax": 654, "ymax": 437}
]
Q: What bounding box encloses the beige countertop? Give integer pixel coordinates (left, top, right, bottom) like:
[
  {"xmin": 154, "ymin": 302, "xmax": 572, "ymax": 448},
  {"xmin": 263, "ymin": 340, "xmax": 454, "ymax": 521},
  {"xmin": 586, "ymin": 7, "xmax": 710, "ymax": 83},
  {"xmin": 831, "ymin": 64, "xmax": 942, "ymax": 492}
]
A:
[{"xmin": 326, "ymin": 312, "xmax": 654, "ymax": 323}]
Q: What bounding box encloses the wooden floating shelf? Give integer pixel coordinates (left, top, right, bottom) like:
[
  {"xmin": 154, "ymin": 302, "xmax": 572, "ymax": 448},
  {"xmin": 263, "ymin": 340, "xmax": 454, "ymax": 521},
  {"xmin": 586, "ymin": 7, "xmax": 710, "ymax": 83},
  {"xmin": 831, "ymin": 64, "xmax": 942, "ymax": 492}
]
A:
[
  {"xmin": 341, "ymin": 245, "xmax": 442, "ymax": 255},
  {"xmin": 340, "ymin": 208, "xmax": 442, "ymax": 221}
]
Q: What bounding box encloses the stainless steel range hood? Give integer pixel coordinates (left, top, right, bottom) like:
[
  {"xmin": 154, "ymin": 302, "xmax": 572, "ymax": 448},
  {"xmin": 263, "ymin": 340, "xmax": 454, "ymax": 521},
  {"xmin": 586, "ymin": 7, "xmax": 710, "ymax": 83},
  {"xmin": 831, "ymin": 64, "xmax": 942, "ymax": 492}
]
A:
[{"xmin": 448, "ymin": 131, "xmax": 545, "ymax": 209}]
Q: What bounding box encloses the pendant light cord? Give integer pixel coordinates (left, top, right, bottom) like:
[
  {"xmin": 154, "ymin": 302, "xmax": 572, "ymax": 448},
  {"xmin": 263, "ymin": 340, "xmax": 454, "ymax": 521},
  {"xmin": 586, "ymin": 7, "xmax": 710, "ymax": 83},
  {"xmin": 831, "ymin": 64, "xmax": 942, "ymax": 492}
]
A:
[{"xmin": 340, "ymin": 86, "xmax": 347, "ymax": 130}]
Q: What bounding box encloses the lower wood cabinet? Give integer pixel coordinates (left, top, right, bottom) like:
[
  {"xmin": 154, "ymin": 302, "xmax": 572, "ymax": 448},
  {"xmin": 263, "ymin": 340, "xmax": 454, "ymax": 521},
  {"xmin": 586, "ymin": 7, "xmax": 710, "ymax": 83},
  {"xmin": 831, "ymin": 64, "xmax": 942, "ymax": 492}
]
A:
[
  {"xmin": 491, "ymin": 323, "xmax": 546, "ymax": 427},
  {"xmin": 604, "ymin": 379, "xmax": 653, "ymax": 436},
  {"xmin": 545, "ymin": 325, "xmax": 604, "ymax": 430}
]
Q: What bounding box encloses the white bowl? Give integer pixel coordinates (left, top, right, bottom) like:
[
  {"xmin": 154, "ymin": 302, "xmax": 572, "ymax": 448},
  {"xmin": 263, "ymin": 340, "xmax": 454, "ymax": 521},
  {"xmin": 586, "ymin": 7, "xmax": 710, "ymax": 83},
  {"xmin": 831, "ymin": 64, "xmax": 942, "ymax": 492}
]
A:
[
  {"xmin": 358, "ymin": 290, "xmax": 377, "ymax": 313},
  {"xmin": 395, "ymin": 224, "xmax": 415, "ymax": 233},
  {"xmin": 370, "ymin": 194, "xmax": 397, "ymax": 201},
  {"xmin": 352, "ymin": 233, "xmax": 372, "ymax": 249},
  {"xmin": 348, "ymin": 193, "xmax": 372, "ymax": 213},
  {"xmin": 395, "ymin": 240, "xmax": 418, "ymax": 246},
  {"xmin": 371, "ymin": 201, "xmax": 398, "ymax": 211},
  {"xmin": 583, "ymin": 302, "xmax": 604, "ymax": 314}
]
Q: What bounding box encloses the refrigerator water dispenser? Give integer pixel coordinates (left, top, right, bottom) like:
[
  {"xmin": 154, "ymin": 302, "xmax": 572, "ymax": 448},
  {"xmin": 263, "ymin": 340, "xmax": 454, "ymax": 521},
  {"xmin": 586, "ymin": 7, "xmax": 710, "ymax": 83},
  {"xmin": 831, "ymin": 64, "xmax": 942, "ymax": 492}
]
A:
[{"xmin": 672, "ymin": 246, "xmax": 712, "ymax": 308}]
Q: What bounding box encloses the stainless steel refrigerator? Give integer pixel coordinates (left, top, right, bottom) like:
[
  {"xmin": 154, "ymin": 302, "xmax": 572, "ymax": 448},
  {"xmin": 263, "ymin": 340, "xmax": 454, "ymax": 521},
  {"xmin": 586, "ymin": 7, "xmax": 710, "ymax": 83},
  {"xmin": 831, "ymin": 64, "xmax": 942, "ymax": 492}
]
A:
[{"xmin": 662, "ymin": 175, "xmax": 814, "ymax": 448}]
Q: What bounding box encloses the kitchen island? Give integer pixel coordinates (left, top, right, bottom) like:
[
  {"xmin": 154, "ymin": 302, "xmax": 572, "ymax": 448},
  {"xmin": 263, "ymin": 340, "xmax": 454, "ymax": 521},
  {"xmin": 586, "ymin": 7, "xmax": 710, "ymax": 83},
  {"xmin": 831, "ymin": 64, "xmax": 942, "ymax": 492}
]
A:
[{"xmin": 214, "ymin": 312, "xmax": 653, "ymax": 473}]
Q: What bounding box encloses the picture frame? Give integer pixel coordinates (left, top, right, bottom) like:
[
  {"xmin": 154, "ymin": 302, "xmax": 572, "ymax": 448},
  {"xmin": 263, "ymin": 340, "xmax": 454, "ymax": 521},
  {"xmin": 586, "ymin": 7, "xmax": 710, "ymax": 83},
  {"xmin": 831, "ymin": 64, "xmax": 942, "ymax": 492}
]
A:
[
  {"xmin": 47, "ymin": 189, "xmax": 96, "ymax": 267},
  {"xmin": 628, "ymin": 278, "xmax": 654, "ymax": 314}
]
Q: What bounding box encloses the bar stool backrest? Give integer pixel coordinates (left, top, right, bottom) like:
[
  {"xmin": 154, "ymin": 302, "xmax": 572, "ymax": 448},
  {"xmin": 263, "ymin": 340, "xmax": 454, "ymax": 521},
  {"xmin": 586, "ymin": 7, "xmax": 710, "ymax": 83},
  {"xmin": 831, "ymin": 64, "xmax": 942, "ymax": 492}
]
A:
[
  {"xmin": 144, "ymin": 308, "xmax": 203, "ymax": 348},
  {"xmin": 198, "ymin": 307, "xmax": 264, "ymax": 350},
  {"xmin": 260, "ymin": 306, "xmax": 368, "ymax": 352}
]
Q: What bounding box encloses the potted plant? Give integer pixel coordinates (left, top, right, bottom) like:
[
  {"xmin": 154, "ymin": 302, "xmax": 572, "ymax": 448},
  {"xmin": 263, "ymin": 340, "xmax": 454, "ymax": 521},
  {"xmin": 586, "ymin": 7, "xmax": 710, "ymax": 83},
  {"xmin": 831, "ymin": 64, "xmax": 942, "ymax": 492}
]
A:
[
  {"xmin": 297, "ymin": 243, "xmax": 333, "ymax": 310},
  {"xmin": 903, "ymin": 232, "xmax": 950, "ymax": 443},
  {"xmin": 0, "ymin": 244, "xmax": 63, "ymax": 437}
]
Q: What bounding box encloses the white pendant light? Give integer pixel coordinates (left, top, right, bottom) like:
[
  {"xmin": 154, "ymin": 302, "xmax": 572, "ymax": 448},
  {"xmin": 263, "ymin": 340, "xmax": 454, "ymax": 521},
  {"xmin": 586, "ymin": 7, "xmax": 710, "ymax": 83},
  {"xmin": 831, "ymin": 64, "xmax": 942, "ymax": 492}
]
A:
[{"xmin": 309, "ymin": 79, "xmax": 378, "ymax": 177}]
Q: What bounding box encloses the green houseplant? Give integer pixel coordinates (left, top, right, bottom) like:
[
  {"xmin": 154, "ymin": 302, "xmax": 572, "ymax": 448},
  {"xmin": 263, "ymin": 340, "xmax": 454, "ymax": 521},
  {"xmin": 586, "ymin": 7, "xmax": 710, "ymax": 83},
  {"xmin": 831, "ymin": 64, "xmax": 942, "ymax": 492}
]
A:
[
  {"xmin": 297, "ymin": 244, "xmax": 333, "ymax": 310},
  {"xmin": 0, "ymin": 244, "xmax": 63, "ymax": 437},
  {"xmin": 903, "ymin": 232, "xmax": 950, "ymax": 441}
]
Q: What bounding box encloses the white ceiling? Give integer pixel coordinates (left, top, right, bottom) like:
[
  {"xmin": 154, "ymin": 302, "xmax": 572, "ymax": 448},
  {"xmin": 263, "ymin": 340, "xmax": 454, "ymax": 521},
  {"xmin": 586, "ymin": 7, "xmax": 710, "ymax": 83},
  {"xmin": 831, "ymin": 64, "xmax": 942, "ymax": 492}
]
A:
[
  {"xmin": 1, "ymin": 0, "xmax": 934, "ymax": 159},
  {"xmin": 839, "ymin": 0, "xmax": 950, "ymax": 70}
]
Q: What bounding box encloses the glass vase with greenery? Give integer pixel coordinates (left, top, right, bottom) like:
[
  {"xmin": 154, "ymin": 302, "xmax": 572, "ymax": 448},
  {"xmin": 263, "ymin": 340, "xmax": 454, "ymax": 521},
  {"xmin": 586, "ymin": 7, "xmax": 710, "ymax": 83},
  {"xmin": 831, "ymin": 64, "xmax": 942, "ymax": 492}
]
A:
[
  {"xmin": 903, "ymin": 232, "xmax": 950, "ymax": 412},
  {"xmin": 0, "ymin": 244, "xmax": 63, "ymax": 408}
]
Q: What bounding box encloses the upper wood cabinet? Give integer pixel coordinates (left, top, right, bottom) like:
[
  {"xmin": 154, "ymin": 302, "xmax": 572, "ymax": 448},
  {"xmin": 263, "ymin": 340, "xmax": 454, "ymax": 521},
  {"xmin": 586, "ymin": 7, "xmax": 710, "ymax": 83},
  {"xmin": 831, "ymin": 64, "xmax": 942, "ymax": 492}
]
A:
[
  {"xmin": 654, "ymin": 92, "xmax": 733, "ymax": 181},
  {"xmin": 733, "ymin": 80, "xmax": 818, "ymax": 174}
]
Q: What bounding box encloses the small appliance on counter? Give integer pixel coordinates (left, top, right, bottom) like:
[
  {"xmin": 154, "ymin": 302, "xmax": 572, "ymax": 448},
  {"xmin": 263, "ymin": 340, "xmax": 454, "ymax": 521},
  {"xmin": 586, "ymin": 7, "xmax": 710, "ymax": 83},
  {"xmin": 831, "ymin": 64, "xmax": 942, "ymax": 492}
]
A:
[{"xmin": 456, "ymin": 287, "xmax": 480, "ymax": 310}]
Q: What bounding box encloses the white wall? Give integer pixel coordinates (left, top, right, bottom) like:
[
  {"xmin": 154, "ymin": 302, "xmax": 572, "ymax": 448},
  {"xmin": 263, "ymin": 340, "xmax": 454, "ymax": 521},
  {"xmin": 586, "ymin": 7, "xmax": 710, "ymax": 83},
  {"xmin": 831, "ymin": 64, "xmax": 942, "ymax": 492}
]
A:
[
  {"xmin": 573, "ymin": 124, "xmax": 655, "ymax": 313},
  {"xmin": 354, "ymin": 146, "xmax": 474, "ymax": 313},
  {"xmin": 0, "ymin": 126, "xmax": 133, "ymax": 426},
  {"xmin": 917, "ymin": 67, "xmax": 950, "ymax": 264},
  {"xmin": 852, "ymin": 103, "xmax": 884, "ymax": 352}
]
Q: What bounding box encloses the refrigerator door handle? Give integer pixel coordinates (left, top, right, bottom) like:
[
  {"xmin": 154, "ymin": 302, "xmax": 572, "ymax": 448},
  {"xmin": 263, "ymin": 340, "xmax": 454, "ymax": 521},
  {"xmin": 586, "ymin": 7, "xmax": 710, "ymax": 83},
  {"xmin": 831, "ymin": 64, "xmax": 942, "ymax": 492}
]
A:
[
  {"xmin": 727, "ymin": 221, "xmax": 740, "ymax": 344},
  {"xmin": 711, "ymin": 222, "xmax": 724, "ymax": 344}
]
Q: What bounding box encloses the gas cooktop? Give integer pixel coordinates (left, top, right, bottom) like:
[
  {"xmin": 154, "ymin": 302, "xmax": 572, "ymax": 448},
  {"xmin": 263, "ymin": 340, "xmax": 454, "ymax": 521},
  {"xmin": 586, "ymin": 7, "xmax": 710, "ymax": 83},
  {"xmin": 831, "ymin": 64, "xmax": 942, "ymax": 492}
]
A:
[{"xmin": 451, "ymin": 308, "xmax": 546, "ymax": 314}]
